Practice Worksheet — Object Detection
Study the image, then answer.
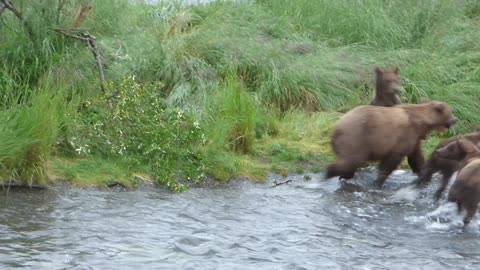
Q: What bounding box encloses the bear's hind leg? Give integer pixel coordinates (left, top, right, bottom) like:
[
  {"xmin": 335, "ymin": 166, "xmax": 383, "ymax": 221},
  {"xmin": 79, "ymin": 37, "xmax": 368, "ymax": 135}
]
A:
[
  {"xmin": 326, "ymin": 158, "xmax": 363, "ymax": 181},
  {"xmin": 456, "ymin": 201, "xmax": 462, "ymax": 214},
  {"xmin": 326, "ymin": 161, "xmax": 354, "ymax": 180},
  {"xmin": 463, "ymin": 203, "xmax": 477, "ymax": 227},
  {"xmin": 434, "ymin": 168, "xmax": 455, "ymax": 201}
]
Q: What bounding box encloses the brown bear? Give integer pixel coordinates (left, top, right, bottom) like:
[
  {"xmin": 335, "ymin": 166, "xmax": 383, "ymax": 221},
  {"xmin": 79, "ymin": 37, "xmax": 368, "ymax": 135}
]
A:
[
  {"xmin": 325, "ymin": 100, "xmax": 456, "ymax": 188},
  {"xmin": 414, "ymin": 130, "xmax": 480, "ymax": 200},
  {"xmin": 435, "ymin": 139, "xmax": 480, "ymax": 226},
  {"xmin": 369, "ymin": 67, "xmax": 401, "ymax": 107},
  {"xmin": 368, "ymin": 66, "xmax": 426, "ymax": 175}
]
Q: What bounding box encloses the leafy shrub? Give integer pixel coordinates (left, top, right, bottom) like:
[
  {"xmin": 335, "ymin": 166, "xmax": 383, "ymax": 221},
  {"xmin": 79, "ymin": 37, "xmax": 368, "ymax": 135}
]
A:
[{"xmin": 71, "ymin": 76, "xmax": 206, "ymax": 191}]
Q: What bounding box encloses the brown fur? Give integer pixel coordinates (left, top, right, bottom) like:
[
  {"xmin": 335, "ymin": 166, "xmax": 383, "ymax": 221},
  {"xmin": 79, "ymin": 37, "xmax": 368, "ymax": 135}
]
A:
[
  {"xmin": 369, "ymin": 66, "xmax": 424, "ymax": 171},
  {"xmin": 326, "ymin": 101, "xmax": 456, "ymax": 187},
  {"xmin": 415, "ymin": 131, "xmax": 480, "ymax": 200},
  {"xmin": 369, "ymin": 67, "xmax": 401, "ymax": 107},
  {"xmin": 439, "ymin": 139, "xmax": 480, "ymax": 226}
]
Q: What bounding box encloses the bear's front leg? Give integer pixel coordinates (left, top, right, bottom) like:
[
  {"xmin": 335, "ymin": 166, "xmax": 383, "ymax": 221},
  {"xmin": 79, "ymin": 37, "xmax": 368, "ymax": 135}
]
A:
[
  {"xmin": 407, "ymin": 143, "xmax": 425, "ymax": 175},
  {"xmin": 375, "ymin": 154, "xmax": 404, "ymax": 188}
]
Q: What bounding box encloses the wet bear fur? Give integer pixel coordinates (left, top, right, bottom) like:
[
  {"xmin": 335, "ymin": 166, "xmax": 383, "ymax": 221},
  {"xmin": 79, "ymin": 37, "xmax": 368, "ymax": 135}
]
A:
[
  {"xmin": 415, "ymin": 130, "xmax": 480, "ymax": 200},
  {"xmin": 435, "ymin": 139, "xmax": 480, "ymax": 226}
]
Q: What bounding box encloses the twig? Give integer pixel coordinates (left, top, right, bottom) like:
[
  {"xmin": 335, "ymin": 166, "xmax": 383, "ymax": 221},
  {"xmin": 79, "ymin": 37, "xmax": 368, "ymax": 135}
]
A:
[
  {"xmin": 53, "ymin": 28, "xmax": 106, "ymax": 93},
  {"xmin": 0, "ymin": 3, "xmax": 5, "ymax": 16},
  {"xmin": 0, "ymin": 0, "xmax": 34, "ymax": 40},
  {"xmin": 106, "ymin": 181, "xmax": 127, "ymax": 189},
  {"xmin": 271, "ymin": 179, "xmax": 292, "ymax": 188},
  {"xmin": 53, "ymin": 28, "xmax": 88, "ymax": 41}
]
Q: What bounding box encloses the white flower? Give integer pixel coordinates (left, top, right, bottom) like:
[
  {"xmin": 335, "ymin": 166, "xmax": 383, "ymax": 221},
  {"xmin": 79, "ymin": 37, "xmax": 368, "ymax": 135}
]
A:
[{"xmin": 177, "ymin": 110, "xmax": 184, "ymax": 119}]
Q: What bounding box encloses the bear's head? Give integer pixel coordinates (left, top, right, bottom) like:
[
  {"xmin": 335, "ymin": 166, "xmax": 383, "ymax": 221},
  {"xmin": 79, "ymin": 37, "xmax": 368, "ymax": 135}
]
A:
[
  {"xmin": 421, "ymin": 100, "xmax": 457, "ymax": 131},
  {"xmin": 375, "ymin": 67, "xmax": 400, "ymax": 96},
  {"xmin": 436, "ymin": 138, "xmax": 479, "ymax": 160}
]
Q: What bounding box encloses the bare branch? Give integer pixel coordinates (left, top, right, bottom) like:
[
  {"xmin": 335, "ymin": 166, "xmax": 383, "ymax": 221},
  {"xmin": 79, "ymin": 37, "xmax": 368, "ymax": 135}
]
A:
[
  {"xmin": 53, "ymin": 28, "xmax": 106, "ymax": 93},
  {"xmin": 0, "ymin": 0, "xmax": 34, "ymax": 40},
  {"xmin": 0, "ymin": 3, "xmax": 6, "ymax": 17},
  {"xmin": 53, "ymin": 28, "xmax": 88, "ymax": 41},
  {"xmin": 83, "ymin": 33, "xmax": 106, "ymax": 92}
]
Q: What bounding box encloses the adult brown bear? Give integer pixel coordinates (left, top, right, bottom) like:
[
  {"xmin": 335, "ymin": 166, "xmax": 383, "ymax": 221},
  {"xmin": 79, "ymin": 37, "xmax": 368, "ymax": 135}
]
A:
[
  {"xmin": 369, "ymin": 67, "xmax": 401, "ymax": 107},
  {"xmin": 368, "ymin": 66, "xmax": 426, "ymax": 173},
  {"xmin": 415, "ymin": 130, "xmax": 480, "ymax": 200},
  {"xmin": 325, "ymin": 101, "xmax": 456, "ymax": 187},
  {"xmin": 435, "ymin": 139, "xmax": 480, "ymax": 226}
]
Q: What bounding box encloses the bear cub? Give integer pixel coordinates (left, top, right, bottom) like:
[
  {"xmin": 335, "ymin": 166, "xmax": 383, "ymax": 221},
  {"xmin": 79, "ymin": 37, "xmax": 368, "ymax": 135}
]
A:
[
  {"xmin": 415, "ymin": 130, "xmax": 480, "ymax": 200},
  {"xmin": 369, "ymin": 67, "xmax": 401, "ymax": 107},
  {"xmin": 435, "ymin": 139, "xmax": 480, "ymax": 226}
]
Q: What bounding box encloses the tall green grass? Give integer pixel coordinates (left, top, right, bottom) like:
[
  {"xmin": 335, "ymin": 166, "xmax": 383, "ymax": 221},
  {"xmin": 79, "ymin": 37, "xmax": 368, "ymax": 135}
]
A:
[
  {"xmin": 0, "ymin": 87, "xmax": 70, "ymax": 185},
  {"xmin": 201, "ymin": 74, "xmax": 277, "ymax": 180},
  {"xmin": 157, "ymin": 0, "xmax": 480, "ymax": 132}
]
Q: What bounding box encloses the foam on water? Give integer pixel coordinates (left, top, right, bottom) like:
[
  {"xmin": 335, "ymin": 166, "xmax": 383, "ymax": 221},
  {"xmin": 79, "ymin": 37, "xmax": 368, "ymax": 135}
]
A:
[{"xmin": 388, "ymin": 185, "xmax": 419, "ymax": 204}]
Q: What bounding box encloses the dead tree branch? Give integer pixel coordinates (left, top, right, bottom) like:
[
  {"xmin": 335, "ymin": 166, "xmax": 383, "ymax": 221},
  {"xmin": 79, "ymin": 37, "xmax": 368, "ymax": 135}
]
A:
[
  {"xmin": 0, "ymin": 0, "xmax": 34, "ymax": 40},
  {"xmin": 53, "ymin": 28, "xmax": 106, "ymax": 93},
  {"xmin": 0, "ymin": 3, "xmax": 6, "ymax": 16},
  {"xmin": 84, "ymin": 33, "xmax": 106, "ymax": 91},
  {"xmin": 51, "ymin": 4, "xmax": 106, "ymax": 93},
  {"xmin": 271, "ymin": 179, "xmax": 292, "ymax": 188}
]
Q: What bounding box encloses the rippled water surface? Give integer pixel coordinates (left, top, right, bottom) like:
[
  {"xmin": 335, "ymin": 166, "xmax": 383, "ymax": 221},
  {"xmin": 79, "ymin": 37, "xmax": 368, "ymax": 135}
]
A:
[{"xmin": 1, "ymin": 168, "xmax": 480, "ymax": 269}]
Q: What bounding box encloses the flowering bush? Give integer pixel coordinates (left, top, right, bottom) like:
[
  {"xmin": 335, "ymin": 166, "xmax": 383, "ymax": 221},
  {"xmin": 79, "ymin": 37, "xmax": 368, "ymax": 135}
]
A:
[{"xmin": 72, "ymin": 76, "xmax": 206, "ymax": 191}]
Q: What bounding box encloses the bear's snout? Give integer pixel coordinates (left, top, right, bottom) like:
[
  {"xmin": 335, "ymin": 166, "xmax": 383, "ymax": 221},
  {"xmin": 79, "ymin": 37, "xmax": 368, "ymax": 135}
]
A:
[{"xmin": 447, "ymin": 117, "xmax": 457, "ymax": 128}]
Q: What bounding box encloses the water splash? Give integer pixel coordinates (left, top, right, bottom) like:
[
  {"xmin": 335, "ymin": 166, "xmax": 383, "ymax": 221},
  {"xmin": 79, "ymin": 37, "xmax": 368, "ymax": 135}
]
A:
[{"xmin": 388, "ymin": 185, "xmax": 419, "ymax": 204}]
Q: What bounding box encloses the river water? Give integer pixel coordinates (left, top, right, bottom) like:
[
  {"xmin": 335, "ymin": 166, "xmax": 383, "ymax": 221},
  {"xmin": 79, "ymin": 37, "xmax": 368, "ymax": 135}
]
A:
[{"xmin": 1, "ymin": 168, "xmax": 479, "ymax": 269}]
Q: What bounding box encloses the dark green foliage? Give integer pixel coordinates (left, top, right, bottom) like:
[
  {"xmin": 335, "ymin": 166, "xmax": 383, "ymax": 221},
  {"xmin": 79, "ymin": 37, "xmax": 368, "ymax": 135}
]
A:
[{"xmin": 73, "ymin": 77, "xmax": 206, "ymax": 191}]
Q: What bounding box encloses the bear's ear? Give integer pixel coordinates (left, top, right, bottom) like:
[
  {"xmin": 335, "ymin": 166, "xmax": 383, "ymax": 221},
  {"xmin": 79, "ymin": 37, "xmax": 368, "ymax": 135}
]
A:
[
  {"xmin": 393, "ymin": 66, "xmax": 400, "ymax": 75},
  {"xmin": 432, "ymin": 101, "xmax": 445, "ymax": 113},
  {"xmin": 374, "ymin": 67, "xmax": 383, "ymax": 76},
  {"xmin": 459, "ymin": 138, "xmax": 480, "ymax": 153},
  {"xmin": 436, "ymin": 145, "xmax": 449, "ymax": 156}
]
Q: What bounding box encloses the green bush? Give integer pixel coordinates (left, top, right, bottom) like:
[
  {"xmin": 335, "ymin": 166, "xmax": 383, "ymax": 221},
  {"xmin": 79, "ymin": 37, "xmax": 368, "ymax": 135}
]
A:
[{"xmin": 72, "ymin": 76, "xmax": 206, "ymax": 191}]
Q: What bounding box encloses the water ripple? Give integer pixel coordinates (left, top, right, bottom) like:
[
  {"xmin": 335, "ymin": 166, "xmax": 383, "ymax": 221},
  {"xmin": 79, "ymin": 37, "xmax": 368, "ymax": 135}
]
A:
[{"xmin": 1, "ymin": 169, "xmax": 480, "ymax": 269}]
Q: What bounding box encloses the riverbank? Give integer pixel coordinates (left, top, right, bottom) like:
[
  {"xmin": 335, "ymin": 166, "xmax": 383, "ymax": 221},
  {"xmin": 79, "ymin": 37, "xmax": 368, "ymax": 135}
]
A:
[{"xmin": 1, "ymin": 0, "xmax": 479, "ymax": 191}]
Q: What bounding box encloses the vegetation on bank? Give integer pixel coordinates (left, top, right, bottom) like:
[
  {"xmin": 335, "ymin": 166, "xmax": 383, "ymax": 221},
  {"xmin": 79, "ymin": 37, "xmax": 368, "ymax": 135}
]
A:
[{"xmin": 1, "ymin": 0, "xmax": 479, "ymax": 190}]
